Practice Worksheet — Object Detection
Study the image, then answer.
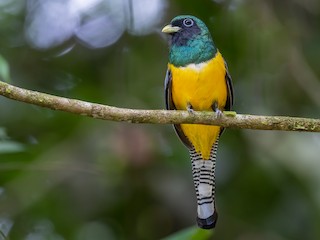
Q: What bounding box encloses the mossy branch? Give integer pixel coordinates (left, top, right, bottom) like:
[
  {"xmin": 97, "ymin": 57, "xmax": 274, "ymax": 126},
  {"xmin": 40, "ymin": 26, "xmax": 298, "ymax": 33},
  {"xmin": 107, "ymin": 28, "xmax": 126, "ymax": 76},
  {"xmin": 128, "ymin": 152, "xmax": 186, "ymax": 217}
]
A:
[{"xmin": 0, "ymin": 80, "xmax": 319, "ymax": 132}]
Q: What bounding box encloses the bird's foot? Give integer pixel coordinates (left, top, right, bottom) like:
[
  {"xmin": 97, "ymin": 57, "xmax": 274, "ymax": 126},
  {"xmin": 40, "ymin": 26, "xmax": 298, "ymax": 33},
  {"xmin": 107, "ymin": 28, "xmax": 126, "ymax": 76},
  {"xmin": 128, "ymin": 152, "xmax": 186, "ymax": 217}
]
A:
[
  {"xmin": 215, "ymin": 109, "xmax": 223, "ymax": 118},
  {"xmin": 187, "ymin": 103, "xmax": 195, "ymax": 114},
  {"xmin": 212, "ymin": 101, "xmax": 223, "ymax": 118}
]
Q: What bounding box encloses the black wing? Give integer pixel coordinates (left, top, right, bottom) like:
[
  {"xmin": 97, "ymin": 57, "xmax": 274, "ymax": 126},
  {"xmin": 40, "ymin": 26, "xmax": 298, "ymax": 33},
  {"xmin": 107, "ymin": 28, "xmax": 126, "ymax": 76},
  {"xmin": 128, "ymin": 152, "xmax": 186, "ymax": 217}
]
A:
[
  {"xmin": 218, "ymin": 60, "xmax": 234, "ymax": 137},
  {"xmin": 224, "ymin": 60, "xmax": 234, "ymax": 111},
  {"xmin": 164, "ymin": 69, "xmax": 192, "ymax": 149}
]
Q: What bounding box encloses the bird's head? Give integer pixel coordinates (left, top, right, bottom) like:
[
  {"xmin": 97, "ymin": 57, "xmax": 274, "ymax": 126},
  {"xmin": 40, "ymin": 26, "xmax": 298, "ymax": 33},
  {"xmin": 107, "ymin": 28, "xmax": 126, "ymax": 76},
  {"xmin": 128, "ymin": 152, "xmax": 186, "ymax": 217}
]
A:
[{"xmin": 162, "ymin": 15, "xmax": 217, "ymax": 67}]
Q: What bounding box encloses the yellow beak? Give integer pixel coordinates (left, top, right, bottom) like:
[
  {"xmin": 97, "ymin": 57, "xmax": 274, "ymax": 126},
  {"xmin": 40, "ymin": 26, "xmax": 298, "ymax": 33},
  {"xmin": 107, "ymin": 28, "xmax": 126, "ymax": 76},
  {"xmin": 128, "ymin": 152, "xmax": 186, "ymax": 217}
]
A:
[{"xmin": 161, "ymin": 24, "xmax": 181, "ymax": 34}]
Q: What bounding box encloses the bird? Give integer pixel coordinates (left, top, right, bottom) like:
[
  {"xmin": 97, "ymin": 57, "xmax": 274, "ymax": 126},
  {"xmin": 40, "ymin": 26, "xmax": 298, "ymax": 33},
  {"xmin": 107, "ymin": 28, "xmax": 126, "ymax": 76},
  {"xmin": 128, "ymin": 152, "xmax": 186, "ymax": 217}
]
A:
[{"xmin": 162, "ymin": 15, "xmax": 234, "ymax": 229}]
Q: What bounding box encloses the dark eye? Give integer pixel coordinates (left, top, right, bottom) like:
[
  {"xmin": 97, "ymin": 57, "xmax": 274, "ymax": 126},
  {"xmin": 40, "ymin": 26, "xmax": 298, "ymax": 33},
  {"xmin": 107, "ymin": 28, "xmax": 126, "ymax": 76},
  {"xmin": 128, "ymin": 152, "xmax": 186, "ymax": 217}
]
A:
[{"xmin": 183, "ymin": 18, "xmax": 194, "ymax": 27}]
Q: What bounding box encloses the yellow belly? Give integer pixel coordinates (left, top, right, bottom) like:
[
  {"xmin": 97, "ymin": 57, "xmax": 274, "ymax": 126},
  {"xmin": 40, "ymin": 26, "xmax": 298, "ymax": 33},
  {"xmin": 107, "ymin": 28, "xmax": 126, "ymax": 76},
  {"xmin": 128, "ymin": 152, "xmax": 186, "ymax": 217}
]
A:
[{"xmin": 169, "ymin": 51, "xmax": 227, "ymax": 159}]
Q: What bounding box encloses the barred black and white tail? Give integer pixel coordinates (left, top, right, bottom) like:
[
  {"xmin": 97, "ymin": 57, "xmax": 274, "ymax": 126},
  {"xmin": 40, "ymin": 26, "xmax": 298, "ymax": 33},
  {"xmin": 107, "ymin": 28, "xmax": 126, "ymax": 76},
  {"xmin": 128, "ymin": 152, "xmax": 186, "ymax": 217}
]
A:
[{"xmin": 190, "ymin": 139, "xmax": 219, "ymax": 229}]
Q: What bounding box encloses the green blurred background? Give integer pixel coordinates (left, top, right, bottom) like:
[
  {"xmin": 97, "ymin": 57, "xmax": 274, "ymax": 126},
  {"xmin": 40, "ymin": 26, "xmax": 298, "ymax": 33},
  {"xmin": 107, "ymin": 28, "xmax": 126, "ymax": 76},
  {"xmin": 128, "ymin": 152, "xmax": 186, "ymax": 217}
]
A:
[{"xmin": 0, "ymin": 0, "xmax": 320, "ymax": 239}]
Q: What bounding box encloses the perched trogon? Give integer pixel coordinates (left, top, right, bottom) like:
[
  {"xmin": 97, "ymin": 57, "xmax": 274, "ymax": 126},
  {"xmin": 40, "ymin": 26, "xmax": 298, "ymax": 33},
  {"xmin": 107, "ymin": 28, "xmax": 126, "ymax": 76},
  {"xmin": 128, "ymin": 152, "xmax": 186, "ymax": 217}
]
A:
[{"xmin": 162, "ymin": 15, "xmax": 234, "ymax": 229}]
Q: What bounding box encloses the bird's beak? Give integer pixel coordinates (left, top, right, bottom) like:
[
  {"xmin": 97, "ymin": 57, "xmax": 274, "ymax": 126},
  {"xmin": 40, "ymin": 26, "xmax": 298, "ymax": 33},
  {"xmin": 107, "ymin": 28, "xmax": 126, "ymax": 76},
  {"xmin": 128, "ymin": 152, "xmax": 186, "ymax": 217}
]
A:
[{"xmin": 161, "ymin": 24, "xmax": 181, "ymax": 34}]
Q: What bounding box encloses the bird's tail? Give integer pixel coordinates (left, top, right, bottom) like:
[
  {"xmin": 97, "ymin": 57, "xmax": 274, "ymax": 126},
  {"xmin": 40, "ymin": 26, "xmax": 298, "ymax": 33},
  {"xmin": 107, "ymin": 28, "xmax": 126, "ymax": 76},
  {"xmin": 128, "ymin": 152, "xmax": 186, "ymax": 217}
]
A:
[{"xmin": 189, "ymin": 139, "xmax": 219, "ymax": 229}]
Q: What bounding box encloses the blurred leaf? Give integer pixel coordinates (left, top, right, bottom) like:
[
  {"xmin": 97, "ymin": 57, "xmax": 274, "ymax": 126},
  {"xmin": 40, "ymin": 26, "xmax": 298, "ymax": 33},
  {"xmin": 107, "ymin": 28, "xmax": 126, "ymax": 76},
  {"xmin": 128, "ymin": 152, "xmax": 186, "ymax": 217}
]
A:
[
  {"xmin": 0, "ymin": 141, "xmax": 25, "ymax": 154},
  {"xmin": 0, "ymin": 128, "xmax": 9, "ymax": 140},
  {"xmin": 0, "ymin": 54, "xmax": 10, "ymax": 83},
  {"xmin": 0, "ymin": 230, "xmax": 8, "ymax": 240},
  {"xmin": 163, "ymin": 226, "xmax": 214, "ymax": 240},
  {"xmin": 0, "ymin": 128, "xmax": 24, "ymax": 153}
]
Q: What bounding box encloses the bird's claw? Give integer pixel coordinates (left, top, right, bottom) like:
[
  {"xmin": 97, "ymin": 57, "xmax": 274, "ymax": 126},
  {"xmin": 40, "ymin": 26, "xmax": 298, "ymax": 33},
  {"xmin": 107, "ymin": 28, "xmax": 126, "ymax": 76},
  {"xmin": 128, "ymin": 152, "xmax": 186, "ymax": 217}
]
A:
[
  {"xmin": 187, "ymin": 107, "xmax": 195, "ymax": 114},
  {"xmin": 212, "ymin": 101, "xmax": 223, "ymax": 118},
  {"xmin": 187, "ymin": 103, "xmax": 195, "ymax": 114},
  {"xmin": 215, "ymin": 109, "xmax": 223, "ymax": 118}
]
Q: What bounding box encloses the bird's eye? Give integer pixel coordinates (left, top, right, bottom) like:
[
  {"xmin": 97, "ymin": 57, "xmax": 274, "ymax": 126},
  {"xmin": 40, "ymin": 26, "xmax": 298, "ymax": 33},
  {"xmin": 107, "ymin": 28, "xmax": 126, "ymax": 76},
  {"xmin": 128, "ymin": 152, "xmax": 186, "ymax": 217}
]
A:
[{"xmin": 183, "ymin": 18, "xmax": 194, "ymax": 27}]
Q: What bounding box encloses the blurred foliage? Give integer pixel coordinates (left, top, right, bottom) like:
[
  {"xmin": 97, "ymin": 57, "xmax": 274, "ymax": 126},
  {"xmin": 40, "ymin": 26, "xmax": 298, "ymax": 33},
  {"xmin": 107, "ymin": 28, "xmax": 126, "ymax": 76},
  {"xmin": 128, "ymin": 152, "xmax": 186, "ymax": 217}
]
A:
[
  {"xmin": 163, "ymin": 226, "xmax": 213, "ymax": 240},
  {"xmin": 0, "ymin": 55, "xmax": 11, "ymax": 83},
  {"xmin": 0, "ymin": 0, "xmax": 320, "ymax": 239}
]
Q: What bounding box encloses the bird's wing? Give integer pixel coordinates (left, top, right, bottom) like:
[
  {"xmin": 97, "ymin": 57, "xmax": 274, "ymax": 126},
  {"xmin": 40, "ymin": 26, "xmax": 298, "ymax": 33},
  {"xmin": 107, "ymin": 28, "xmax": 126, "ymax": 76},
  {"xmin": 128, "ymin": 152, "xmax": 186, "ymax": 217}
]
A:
[
  {"xmin": 165, "ymin": 69, "xmax": 192, "ymax": 149},
  {"xmin": 218, "ymin": 60, "xmax": 234, "ymax": 137},
  {"xmin": 164, "ymin": 69, "xmax": 174, "ymax": 110},
  {"xmin": 224, "ymin": 60, "xmax": 234, "ymax": 111}
]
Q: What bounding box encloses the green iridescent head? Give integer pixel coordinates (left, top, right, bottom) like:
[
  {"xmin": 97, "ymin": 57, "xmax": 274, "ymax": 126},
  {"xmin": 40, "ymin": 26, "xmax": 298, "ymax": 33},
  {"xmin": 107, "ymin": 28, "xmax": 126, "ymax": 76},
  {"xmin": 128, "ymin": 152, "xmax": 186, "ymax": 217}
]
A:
[{"xmin": 162, "ymin": 15, "xmax": 217, "ymax": 67}]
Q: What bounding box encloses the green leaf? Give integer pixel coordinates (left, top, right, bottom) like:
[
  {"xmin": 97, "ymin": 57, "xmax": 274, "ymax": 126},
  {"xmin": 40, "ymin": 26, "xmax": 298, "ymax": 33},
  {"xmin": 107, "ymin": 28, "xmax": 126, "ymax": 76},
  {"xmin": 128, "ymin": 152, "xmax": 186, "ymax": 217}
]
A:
[
  {"xmin": 163, "ymin": 226, "xmax": 214, "ymax": 240},
  {"xmin": 0, "ymin": 54, "xmax": 10, "ymax": 82}
]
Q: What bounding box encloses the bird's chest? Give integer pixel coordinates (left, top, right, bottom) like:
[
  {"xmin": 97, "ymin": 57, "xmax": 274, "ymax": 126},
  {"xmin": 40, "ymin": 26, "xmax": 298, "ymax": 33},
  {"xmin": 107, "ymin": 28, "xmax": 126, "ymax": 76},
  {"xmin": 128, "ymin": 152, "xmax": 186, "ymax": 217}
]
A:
[{"xmin": 169, "ymin": 56, "xmax": 227, "ymax": 111}]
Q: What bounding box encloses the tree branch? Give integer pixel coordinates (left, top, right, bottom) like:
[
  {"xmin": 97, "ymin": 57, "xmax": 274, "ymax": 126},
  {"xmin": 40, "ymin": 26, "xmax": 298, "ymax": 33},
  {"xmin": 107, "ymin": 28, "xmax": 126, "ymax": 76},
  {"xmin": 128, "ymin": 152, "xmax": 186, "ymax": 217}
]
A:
[{"xmin": 0, "ymin": 80, "xmax": 319, "ymax": 132}]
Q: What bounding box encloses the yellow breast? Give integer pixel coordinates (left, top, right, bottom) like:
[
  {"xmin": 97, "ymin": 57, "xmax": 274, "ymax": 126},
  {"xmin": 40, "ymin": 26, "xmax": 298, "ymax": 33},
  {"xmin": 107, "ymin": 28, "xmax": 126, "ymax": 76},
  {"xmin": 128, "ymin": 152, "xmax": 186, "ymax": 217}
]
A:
[{"xmin": 169, "ymin": 51, "xmax": 227, "ymax": 159}]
